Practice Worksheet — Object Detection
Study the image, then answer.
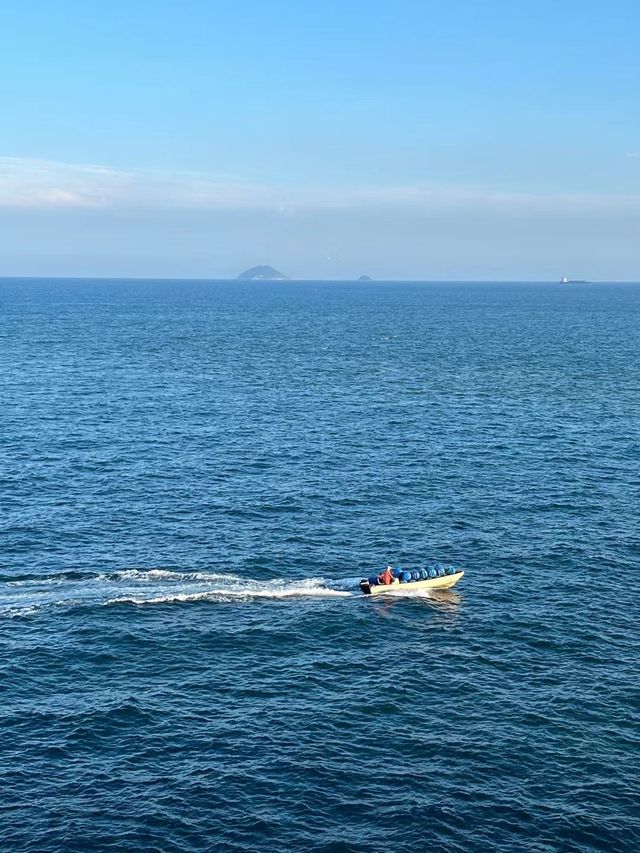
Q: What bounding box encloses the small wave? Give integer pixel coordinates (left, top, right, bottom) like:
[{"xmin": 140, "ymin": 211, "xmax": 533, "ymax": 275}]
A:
[
  {"xmin": 0, "ymin": 570, "xmax": 101, "ymax": 586},
  {"xmin": 3, "ymin": 604, "xmax": 44, "ymax": 619}
]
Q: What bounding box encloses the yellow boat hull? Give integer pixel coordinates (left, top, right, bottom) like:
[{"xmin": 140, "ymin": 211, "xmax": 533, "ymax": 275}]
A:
[{"xmin": 360, "ymin": 571, "xmax": 464, "ymax": 595}]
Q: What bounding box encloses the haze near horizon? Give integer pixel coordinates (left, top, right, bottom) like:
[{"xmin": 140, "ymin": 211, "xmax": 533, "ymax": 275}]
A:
[{"xmin": 1, "ymin": 1, "xmax": 639, "ymax": 280}]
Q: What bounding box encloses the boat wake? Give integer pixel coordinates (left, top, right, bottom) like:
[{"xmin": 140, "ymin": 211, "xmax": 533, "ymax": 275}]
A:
[{"xmin": 0, "ymin": 568, "xmax": 354, "ymax": 618}]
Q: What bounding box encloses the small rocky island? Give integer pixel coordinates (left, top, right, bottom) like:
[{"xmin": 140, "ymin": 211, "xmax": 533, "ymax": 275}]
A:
[
  {"xmin": 237, "ymin": 265, "xmax": 289, "ymax": 281},
  {"xmin": 358, "ymin": 275, "xmax": 372, "ymax": 281}
]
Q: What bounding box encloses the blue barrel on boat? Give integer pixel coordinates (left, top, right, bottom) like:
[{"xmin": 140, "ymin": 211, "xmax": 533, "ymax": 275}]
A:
[
  {"xmin": 392, "ymin": 567, "xmax": 402, "ymax": 579},
  {"xmin": 401, "ymin": 571, "xmax": 412, "ymax": 583},
  {"xmin": 428, "ymin": 567, "xmax": 437, "ymax": 578},
  {"xmin": 435, "ymin": 563, "xmax": 445, "ymax": 576},
  {"xmin": 411, "ymin": 570, "xmax": 420, "ymax": 581},
  {"xmin": 445, "ymin": 565, "xmax": 456, "ymax": 575},
  {"xmin": 368, "ymin": 576, "xmax": 378, "ymax": 586},
  {"xmin": 419, "ymin": 568, "xmax": 428, "ymax": 580}
]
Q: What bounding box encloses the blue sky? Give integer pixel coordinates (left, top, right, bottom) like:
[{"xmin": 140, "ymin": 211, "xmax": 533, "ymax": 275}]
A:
[{"xmin": 1, "ymin": 0, "xmax": 639, "ymax": 278}]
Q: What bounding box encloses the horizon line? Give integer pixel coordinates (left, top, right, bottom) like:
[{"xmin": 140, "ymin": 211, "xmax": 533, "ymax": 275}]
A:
[{"xmin": 1, "ymin": 275, "xmax": 639, "ymax": 284}]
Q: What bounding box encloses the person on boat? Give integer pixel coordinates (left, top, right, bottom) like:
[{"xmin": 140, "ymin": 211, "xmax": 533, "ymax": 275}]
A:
[{"xmin": 377, "ymin": 565, "xmax": 394, "ymax": 585}]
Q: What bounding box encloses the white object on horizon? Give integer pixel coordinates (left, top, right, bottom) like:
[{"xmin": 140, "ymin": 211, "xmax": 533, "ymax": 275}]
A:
[{"xmin": 561, "ymin": 276, "xmax": 569, "ymax": 283}]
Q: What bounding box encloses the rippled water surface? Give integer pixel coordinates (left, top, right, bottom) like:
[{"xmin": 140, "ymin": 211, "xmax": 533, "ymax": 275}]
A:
[{"xmin": 1, "ymin": 279, "xmax": 639, "ymax": 852}]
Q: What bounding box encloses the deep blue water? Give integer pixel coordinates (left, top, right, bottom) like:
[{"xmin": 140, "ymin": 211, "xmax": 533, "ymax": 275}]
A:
[{"xmin": 1, "ymin": 279, "xmax": 639, "ymax": 852}]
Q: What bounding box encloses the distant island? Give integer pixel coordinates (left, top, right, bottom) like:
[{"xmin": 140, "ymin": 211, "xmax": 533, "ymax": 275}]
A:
[
  {"xmin": 237, "ymin": 265, "xmax": 289, "ymax": 281},
  {"xmin": 358, "ymin": 275, "xmax": 372, "ymax": 281}
]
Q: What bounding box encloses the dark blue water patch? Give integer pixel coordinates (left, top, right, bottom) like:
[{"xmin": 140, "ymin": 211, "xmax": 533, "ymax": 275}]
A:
[{"xmin": 1, "ymin": 279, "xmax": 639, "ymax": 852}]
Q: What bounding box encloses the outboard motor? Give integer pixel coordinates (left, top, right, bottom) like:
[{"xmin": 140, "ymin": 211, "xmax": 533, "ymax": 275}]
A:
[{"xmin": 359, "ymin": 579, "xmax": 372, "ymax": 595}]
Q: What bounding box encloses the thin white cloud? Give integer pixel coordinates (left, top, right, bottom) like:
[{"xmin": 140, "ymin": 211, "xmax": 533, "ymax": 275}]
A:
[
  {"xmin": 2, "ymin": 155, "xmax": 640, "ymax": 214},
  {"xmin": 0, "ymin": 156, "xmax": 277, "ymax": 210}
]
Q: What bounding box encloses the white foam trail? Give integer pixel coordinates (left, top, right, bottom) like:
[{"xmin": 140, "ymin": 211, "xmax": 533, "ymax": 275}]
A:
[
  {"xmin": 108, "ymin": 587, "xmax": 351, "ymax": 606},
  {"xmin": 96, "ymin": 569, "xmax": 245, "ymax": 583},
  {"xmin": 0, "ymin": 569, "xmax": 355, "ymax": 617}
]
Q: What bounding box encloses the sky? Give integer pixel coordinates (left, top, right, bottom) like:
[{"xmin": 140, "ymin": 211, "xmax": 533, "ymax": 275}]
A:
[{"xmin": 1, "ymin": 0, "xmax": 639, "ymax": 279}]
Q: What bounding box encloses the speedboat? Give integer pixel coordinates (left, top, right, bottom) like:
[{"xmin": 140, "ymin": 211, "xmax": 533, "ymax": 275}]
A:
[{"xmin": 359, "ymin": 565, "xmax": 464, "ymax": 596}]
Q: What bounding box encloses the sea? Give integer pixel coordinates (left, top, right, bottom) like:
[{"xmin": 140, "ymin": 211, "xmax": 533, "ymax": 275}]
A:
[{"xmin": 1, "ymin": 279, "xmax": 638, "ymax": 853}]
